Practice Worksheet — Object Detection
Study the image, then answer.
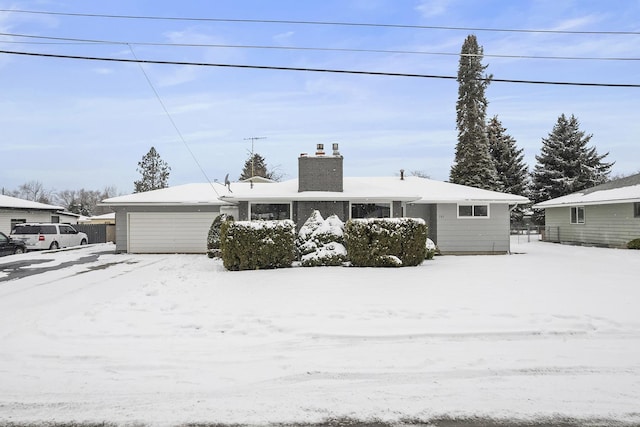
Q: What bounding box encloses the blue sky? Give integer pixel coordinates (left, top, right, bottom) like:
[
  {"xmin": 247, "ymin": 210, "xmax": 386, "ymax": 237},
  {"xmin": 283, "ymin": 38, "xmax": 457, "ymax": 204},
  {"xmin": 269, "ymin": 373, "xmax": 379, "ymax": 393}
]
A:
[{"xmin": 1, "ymin": 0, "xmax": 638, "ymax": 194}]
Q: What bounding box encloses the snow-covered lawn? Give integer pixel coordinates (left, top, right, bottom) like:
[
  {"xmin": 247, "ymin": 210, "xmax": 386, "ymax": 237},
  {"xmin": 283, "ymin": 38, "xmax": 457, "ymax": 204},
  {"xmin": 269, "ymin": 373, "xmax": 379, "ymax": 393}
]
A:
[{"xmin": 0, "ymin": 237, "xmax": 638, "ymax": 426}]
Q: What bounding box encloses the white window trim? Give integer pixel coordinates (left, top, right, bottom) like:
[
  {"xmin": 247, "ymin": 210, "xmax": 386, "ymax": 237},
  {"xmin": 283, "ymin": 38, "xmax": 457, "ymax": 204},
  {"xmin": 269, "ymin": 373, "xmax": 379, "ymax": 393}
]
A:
[
  {"xmin": 457, "ymin": 203, "xmax": 491, "ymax": 219},
  {"xmin": 349, "ymin": 201, "xmax": 393, "ymax": 220},
  {"xmin": 570, "ymin": 206, "xmax": 586, "ymax": 224},
  {"xmin": 248, "ymin": 202, "xmax": 293, "ymax": 221}
]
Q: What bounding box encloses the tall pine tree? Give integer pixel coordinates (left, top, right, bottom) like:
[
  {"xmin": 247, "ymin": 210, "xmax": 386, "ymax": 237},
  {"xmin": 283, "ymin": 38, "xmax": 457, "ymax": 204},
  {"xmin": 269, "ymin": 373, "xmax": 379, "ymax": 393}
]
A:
[
  {"xmin": 531, "ymin": 114, "xmax": 613, "ymax": 223},
  {"xmin": 487, "ymin": 116, "xmax": 529, "ymax": 224},
  {"xmin": 450, "ymin": 35, "xmax": 498, "ymax": 190},
  {"xmin": 487, "ymin": 116, "xmax": 529, "ymax": 196},
  {"xmin": 134, "ymin": 146, "xmax": 171, "ymax": 193}
]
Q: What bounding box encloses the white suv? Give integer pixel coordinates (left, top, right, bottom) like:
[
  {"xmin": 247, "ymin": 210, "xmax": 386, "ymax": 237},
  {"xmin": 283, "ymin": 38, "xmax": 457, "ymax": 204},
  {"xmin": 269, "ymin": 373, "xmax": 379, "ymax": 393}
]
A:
[{"xmin": 10, "ymin": 223, "xmax": 88, "ymax": 251}]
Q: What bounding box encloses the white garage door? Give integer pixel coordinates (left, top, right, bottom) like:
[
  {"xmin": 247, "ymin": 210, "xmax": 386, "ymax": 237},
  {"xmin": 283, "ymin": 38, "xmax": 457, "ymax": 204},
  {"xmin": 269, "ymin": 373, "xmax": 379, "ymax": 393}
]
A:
[{"xmin": 128, "ymin": 212, "xmax": 217, "ymax": 254}]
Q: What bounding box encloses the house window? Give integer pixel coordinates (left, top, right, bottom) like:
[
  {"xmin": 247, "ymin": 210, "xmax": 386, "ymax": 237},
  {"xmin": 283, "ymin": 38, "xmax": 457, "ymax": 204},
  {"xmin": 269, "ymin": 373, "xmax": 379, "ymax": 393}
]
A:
[
  {"xmin": 351, "ymin": 203, "xmax": 391, "ymax": 219},
  {"xmin": 250, "ymin": 203, "xmax": 291, "ymax": 220},
  {"xmin": 458, "ymin": 204, "xmax": 489, "ymax": 218},
  {"xmin": 635, "ymin": 202, "xmax": 640, "ymax": 218},
  {"xmin": 51, "ymin": 215, "xmax": 60, "ymax": 223},
  {"xmin": 570, "ymin": 206, "xmax": 585, "ymax": 224}
]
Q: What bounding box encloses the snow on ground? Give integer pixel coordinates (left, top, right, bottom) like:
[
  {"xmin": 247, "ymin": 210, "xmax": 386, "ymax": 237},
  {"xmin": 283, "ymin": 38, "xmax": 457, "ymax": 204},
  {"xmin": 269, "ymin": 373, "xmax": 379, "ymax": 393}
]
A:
[{"xmin": 0, "ymin": 237, "xmax": 639, "ymax": 426}]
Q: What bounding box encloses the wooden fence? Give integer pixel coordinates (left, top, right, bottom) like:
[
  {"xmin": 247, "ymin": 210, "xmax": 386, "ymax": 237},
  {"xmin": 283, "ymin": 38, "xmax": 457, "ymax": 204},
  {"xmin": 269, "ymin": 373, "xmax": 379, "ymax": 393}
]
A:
[{"xmin": 73, "ymin": 224, "xmax": 116, "ymax": 244}]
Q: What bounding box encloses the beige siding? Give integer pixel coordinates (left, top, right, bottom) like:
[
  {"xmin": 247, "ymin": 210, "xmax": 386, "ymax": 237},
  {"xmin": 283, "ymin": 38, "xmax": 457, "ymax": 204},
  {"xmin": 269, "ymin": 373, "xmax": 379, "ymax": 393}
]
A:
[
  {"xmin": 435, "ymin": 203, "xmax": 511, "ymax": 254},
  {"xmin": 545, "ymin": 203, "xmax": 640, "ymax": 247}
]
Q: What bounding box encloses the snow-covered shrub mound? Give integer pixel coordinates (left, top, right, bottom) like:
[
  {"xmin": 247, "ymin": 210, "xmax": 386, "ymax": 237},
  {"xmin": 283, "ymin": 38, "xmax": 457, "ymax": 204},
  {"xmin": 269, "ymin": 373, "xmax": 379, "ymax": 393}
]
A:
[
  {"xmin": 297, "ymin": 210, "xmax": 347, "ymax": 267},
  {"xmin": 426, "ymin": 237, "xmax": 437, "ymax": 260},
  {"xmin": 345, "ymin": 218, "xmax": 427, "ymax": 267},
  {"xmin": 207, "ymin": 213, "xmax": 234, "ymax": 258},
  {"xmin": 628, "ymin": 238, "xmax": 640, "ymax": 250},
  {"xmin": 221, "ymin": 220, "xmax": 295, "ymax": 271}
]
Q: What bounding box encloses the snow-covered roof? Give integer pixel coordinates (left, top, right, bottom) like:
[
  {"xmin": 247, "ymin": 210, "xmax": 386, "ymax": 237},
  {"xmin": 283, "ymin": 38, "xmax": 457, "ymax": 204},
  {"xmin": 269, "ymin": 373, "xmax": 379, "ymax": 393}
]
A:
[
  {"xmin": 534, "ymin": 173, "xmax": 640, "ymax": 208},
  {"xmin": 101, "ymin": 183, "xmax": 233, "ymax": 206},
  {"xmin": 103, "ymin": 177, "xmax": 529, "ymax": 206},
  {"xmin": 0, "ymin": 194, "xmax": 64, "ymax": 211}
]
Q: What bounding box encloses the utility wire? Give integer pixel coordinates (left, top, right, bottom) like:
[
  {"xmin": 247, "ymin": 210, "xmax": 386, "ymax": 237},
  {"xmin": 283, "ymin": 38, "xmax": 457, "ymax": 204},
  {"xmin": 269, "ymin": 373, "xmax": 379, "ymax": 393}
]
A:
[
  {"xmin": 2, "ymin": 9, "xmax": 640, "ymax": 35},
  {"xmin": 1, "ymin": 49, "xmax": 638, "ymax": 88},
  {"xmin": 2, "ymin": 32, "xmax": 639, "ymax": 62},
  {"xmin": 127, "ymin": 44, "xmax": 220, "ymax": 196}
]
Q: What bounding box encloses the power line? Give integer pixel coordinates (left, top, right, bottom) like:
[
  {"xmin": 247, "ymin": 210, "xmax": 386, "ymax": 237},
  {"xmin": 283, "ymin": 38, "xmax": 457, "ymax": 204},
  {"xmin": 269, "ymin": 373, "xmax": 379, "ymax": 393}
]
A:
[
  {"xmin": 2, "ymin": 32, "xmax": 639, "ymax": 62},
  {"xmin": 1, "ymin": 49, "xmax": 638, "ymax": 88},
  {"xmin": 127, "ymin": 44, "xmax": 220, "ymax": 196},
  {"xmin": 2, "ymin": 9, "xmax": 640, "ymax": 35}
]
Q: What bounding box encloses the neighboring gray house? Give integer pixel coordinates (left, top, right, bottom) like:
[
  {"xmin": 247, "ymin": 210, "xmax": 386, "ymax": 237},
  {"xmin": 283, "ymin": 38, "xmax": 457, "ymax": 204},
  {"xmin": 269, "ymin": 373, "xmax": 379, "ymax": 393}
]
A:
[
  {"xmin": 0, "ymin": 194, "xmax": 77, "ymax": 235},
  {"xmin": 534, "ymin": 172, "xmax": 640, "ymax": 248},
  {"xmin": 103, "ymin": 145, "xmax": 528, "ymax": 255}
]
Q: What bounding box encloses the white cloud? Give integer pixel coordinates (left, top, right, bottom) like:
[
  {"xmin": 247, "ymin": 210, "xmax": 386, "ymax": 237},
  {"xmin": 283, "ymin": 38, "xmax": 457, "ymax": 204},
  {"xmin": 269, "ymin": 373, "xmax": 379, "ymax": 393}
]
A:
[
  {"xmin": 415, "ymin": 0, "xmax": 452, "ymax": 18},
  {"xmin": 273, "ymin": 31, "xmax": 295, "ymax": 44}
]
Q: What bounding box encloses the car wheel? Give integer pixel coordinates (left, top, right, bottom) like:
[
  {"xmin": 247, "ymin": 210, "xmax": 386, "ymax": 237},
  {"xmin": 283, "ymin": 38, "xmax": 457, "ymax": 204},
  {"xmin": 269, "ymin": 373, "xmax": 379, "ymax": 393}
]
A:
[
  {"xmin": 49, "ymin": 241, "xmax": 59, "ymax": 250},
  {"xmin": 80, "ymin": 239, "xmax": 88, "ymax": 245},
  {"xmin": 13, "ymin": 247, "xmax": 24, "ymax": 255}
]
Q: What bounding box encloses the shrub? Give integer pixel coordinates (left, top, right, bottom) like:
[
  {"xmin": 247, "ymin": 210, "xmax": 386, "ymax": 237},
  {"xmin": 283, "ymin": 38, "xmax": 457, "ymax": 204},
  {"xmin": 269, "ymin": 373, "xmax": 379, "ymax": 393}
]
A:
[
  {"xmin": 297, "ymin": 210, "xmax": 347, "ymax": 267},
  {"xmin": 221, "ymin": 220, "xmax": 295, "ymax": 270},
  {"xmin": 207, "ymin": 213, "xmax": 234, "ymax": 258},
  {"xmin": 426, "ymin": 238, "xmax": 437, "ymax": 260},
  {"xmin": 344, "ymin": 218, "xmax": 427, "ymax": 267},
  {"xmin": 628, "ymin": 238, "xmax": 640, "ymax": 250}
]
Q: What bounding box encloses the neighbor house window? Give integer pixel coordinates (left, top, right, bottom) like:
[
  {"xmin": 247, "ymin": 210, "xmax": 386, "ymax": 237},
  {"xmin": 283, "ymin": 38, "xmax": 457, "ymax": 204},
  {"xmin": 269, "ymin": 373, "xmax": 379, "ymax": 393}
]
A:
[
  {"xmin": 10, "ymin": 219, "xmax": 26, "ymax": 231},
  {"xmin": 351, "ymin": 203, "xmax": 391, "ymax": 219},
  {"xmin": 250, "ymin": 203, "xmax": 291, "ymax": 220},
  {"xmin": 458, "ymin": 204, "xmax": 489, "ymax": 218},
  {"xmin": 51, "ymin": 215, "xmax": 60, "ymax": 223},
  {"xmin": 635, "ymin": 202, "xmax": 640, "ymax": 218},
  {"xmin": 570, "ymin": 206, "xmax": 585, "ymax": 224}
]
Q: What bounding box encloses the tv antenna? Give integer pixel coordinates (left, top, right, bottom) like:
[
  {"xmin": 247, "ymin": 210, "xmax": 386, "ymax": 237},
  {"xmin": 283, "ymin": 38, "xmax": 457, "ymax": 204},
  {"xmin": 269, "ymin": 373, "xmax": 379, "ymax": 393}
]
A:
[{"xmin": 244, "ymin": 136, "xmax": 266, "ymax": 188}]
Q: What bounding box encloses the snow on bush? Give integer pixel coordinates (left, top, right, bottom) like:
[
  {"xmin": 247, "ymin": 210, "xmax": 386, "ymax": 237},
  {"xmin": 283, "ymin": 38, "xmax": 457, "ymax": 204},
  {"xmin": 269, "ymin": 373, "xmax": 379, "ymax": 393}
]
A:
[
  {"xmin": 345, "ymin": 218, "xmax": 427, "ymax": 267},
  {"xmin": 221, "ymin": 220, "xmax": 295, "ymax": 271},
  {"xmin": 207, "ymin": 213, "xmax": 234, "ymax": 259},
  {"xmin": 296, "ymin": 210, "xmax": 347, "ymax": 267}
]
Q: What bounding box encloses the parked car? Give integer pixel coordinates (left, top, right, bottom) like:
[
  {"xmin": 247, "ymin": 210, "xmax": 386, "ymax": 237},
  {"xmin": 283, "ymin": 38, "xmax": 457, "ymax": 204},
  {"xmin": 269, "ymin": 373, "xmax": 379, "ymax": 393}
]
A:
[
  {"xmin": 0, "ymin": 231, "xmax": 27, "ymax": 256},
  {"xmin": 10, "ymin": 223, "xmax": 88, "ymax": 251}
]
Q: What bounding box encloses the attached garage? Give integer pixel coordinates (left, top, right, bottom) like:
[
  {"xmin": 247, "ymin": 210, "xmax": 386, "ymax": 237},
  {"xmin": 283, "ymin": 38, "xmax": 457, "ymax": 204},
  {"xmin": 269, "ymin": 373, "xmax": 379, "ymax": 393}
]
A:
[
  {"xmin": 127, "ymin": 212, "xmax": 219, "ymax": 253},
  {"xmin": 100, "ymin": 183, "xmax": 233, "ymax": 254}
]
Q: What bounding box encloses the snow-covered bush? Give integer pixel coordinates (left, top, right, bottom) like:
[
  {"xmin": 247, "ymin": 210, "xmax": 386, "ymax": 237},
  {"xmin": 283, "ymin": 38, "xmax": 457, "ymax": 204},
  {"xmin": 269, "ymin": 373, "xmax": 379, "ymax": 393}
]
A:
[
  {"xmin": 628, "ymin": 238, "xmax": 640, "ymax": 250},
  {"xmin": 426, "ymin": 238, "xmax": 437, "ymax": 260},
  {"xmin": 296, "ymin": 210, "xmax": 347, "ymax": 267},
  {"xmin": 221, "ymin": 220, "xmax": 295, "ymax": 271},
  {"xmin": 345, "ymin": 218, "xmax": 427, "ymax": 267},
  {"xmin": 207, "ymin": 213, "xmax": 234, "ymax": 258}
]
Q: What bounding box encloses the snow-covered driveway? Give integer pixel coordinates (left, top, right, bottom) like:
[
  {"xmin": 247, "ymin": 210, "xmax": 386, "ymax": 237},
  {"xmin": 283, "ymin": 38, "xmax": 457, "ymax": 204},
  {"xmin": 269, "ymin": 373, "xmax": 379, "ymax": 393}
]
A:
[{"xmin": 0, "ymin": 239, "xmax": 638, "ymax": 426}]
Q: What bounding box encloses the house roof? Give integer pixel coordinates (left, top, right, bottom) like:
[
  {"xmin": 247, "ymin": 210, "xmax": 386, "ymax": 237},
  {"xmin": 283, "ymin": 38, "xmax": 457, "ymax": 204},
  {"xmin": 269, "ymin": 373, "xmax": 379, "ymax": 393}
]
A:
[
  {"xmin": 0, "ymin": 194, "xmax": 64, "ymax": 211},
  {"xmin": 101, "ymin": 183, "xmax": 232, "ymax": 206},
  {"xmin": 102, "ymin": 176, "xmax": 529, "ymax": 206},
  {"xmin": 534, "ymin": 172, "xmax": 640, "ymax": 209}
]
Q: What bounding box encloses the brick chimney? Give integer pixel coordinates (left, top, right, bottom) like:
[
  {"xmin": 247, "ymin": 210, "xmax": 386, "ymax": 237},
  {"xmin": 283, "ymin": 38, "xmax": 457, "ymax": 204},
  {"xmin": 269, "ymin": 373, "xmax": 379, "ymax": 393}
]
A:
[{"xmin": 298, "ymin": 143, "xmax": 344, "ymax": 192}]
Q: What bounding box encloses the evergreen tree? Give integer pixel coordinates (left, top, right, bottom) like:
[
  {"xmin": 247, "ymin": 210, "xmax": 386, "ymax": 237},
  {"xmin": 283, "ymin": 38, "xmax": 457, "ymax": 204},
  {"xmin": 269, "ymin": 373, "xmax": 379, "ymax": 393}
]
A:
[
  {"xmin": 487, "ymin": 116, "xmax": 530, "ymax": 225},
  {"xmin": 487, "ymin": 116, "xmax": 529, "ymax": 195},
  {"xmin": 239, "ymin": 153, "xmax": 275, "ymax": 180},
  {"xmin": 450, "ymin": 34, "xmax": 498, "ymax": 190},
  {"xmin": 531, "ymin": 114, "xmax": 613, "ymax": 223},
  {"xmin": 134, "ymin": 146, "xmax": 171, "ymax": 193}
]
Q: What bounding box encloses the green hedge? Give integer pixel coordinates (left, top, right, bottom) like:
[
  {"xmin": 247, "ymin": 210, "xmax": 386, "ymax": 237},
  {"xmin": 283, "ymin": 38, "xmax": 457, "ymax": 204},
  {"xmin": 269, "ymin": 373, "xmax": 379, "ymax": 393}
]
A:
[
  {"xmin": 207, "ymin": 213, "xmax": 234, "ymax": 258},
  {"xmin": 221, "ymin": 220, "xmax": 295, "ymax": 270},
  {"xmin": 628, "ymin": 238, "xmax": 640, "ymax": 250},
  {"xmin": 344, "ymin": 218, "xmax": 427, "ymax": 267}
]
